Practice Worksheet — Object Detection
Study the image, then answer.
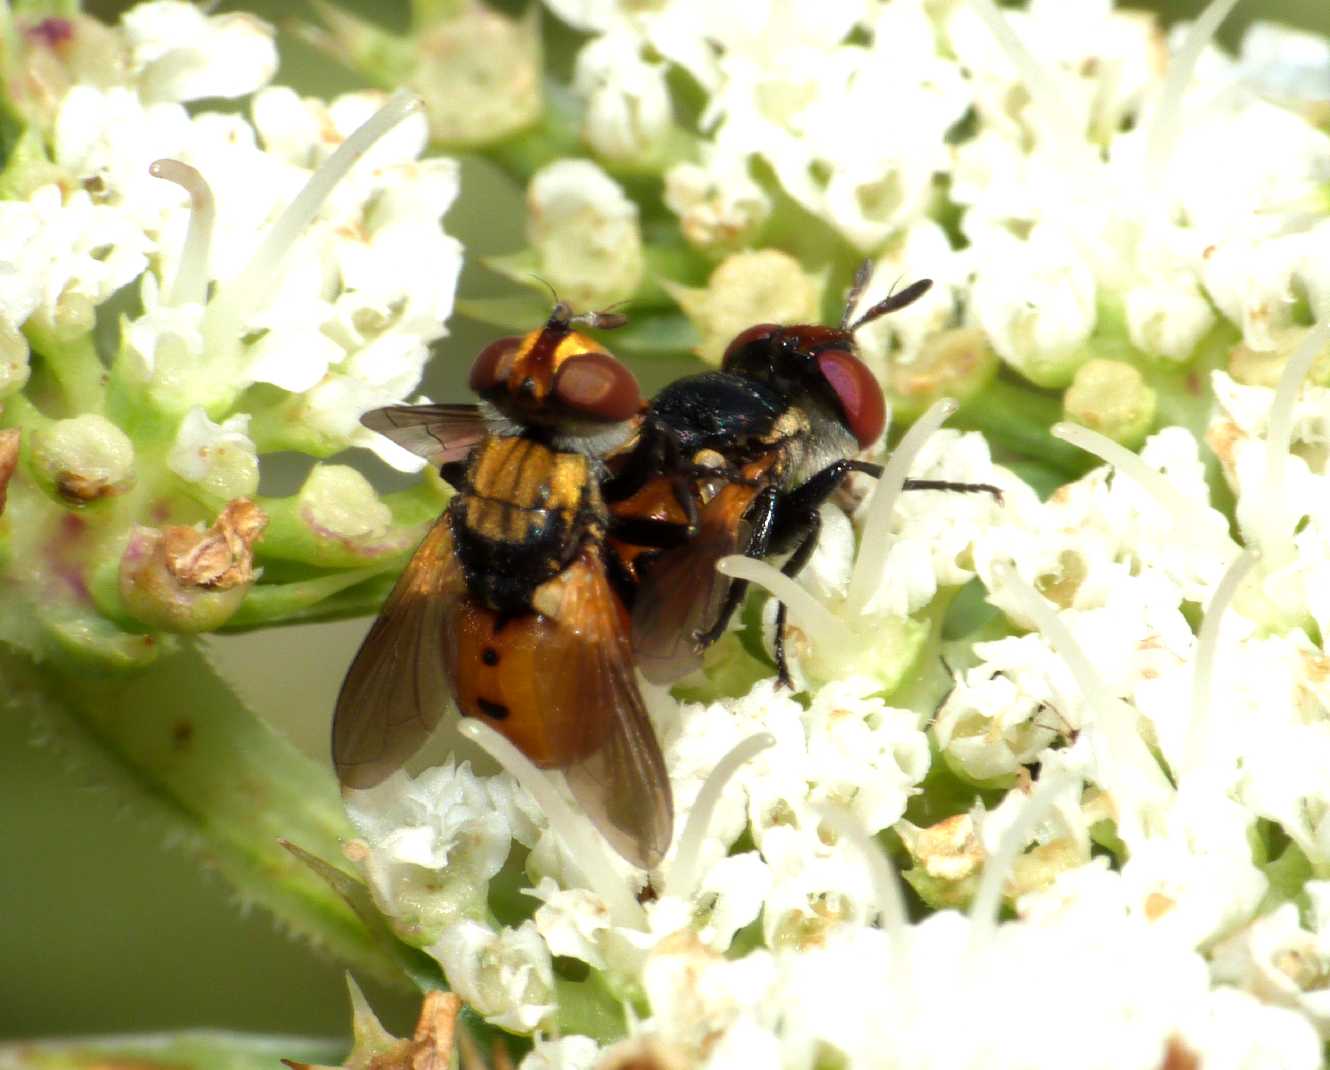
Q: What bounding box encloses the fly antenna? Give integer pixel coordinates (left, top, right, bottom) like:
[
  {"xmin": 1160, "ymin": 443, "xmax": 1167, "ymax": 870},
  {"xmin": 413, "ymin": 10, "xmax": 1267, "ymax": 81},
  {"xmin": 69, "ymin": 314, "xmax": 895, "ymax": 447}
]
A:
[
  {"xmin": 528, "ymin": 273, "xmax": 573, "ymax": 326},
  {"xmin": 848, "ymin": 277, "xmax": 933, "ymax": 333}
]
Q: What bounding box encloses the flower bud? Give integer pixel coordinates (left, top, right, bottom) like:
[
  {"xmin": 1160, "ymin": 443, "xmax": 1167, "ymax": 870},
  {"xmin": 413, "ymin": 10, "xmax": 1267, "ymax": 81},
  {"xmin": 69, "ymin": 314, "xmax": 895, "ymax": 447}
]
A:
[
  {"xmin": 119, "ymin": 499, "xmax": 267, "ymax": 632},
  {"xmin": 5, "ymin": 15, "xmax": 129, "ymax": 129},
  {"xmin": 0, "ymin": 317, "xmax": 32, "ymax": 399},
  {"xmin": 897, "ymin": 813, "xmax": 985, "ymax": 909},
  {"xmin": 299, "ymin": 465, "xmax": 393, "ymax": 546},
  {"xmin": 1062, "ymin": 358, "xmax": 1157, "ymax": 448},
  {"xmin": 309, "ymin": 1, "xmax": 541, "ymax": 149},
  {"xmin": 664, "ymin": 156, "xmax": 771, "ymax": 253},
  {"xmin": 527, "ymin": 160, "xmax": 643, "ymax": 311},
  {"xmin": 667, "ymin": 250, "xmax": 821, "ymax": 365},
  {"xmin": 31, "ymin": 414, "xmax": 134, "ymax": 503},
  {"xmin": 0, "ymin": 429, "xmax": 20, "ymax": 517},
  {"xmin": 575, "ymin": 33, "xmax": 673, "ymax": 166},
  {"xmin": 1229, "ymin": 332, "xmax": 1330, "ymax": 388},
  {"xmin": 887, "ymin": 326, "xmax": 999, "ymax": 421}
]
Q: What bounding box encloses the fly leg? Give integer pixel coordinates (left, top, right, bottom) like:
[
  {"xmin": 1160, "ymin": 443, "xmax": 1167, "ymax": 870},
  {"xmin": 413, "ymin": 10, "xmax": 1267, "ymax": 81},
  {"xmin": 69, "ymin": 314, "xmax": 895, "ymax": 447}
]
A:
[
  {"xmin": 845, "ymin": 458, "xmax": 1003, "ymax": 501},
  {"xmin": 691, "ymin": 486, "xmax": 779, "ymax": 651}
]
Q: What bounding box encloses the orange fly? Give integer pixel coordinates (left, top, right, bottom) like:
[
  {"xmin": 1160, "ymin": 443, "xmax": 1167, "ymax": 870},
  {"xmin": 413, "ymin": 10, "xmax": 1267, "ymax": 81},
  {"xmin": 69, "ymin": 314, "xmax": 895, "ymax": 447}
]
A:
[{"xmin": 333, "ymin": 304, "xmax": 673, "ymax": 869}]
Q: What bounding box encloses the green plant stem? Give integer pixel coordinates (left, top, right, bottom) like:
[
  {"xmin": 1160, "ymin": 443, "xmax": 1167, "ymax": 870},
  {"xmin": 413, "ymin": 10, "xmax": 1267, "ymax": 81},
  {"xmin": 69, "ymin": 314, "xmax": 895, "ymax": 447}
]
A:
[
  {"xmin": 0, "ymin": 1031, "xmax": 343, "ymax": 1070},
  {"xmin": 0, "ymin": 641, "xmax": 412, "ymax": 989},
  {"xmin": 952, "ymin": 375, "xmax": 1091, "ymax": 478}
]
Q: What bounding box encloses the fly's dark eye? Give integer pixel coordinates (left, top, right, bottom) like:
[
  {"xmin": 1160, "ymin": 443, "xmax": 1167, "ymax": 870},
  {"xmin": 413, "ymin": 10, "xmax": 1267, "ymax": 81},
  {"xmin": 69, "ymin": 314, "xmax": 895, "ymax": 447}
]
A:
[
  {"xmin": 816, "ymin": 349, "xmax": 885, "ymax": 448},
  {"xmin": 468, "ymin": 336, "xmax": 522, "ymax": 394},
  {"xmin": 721, "ymin": 323, "xmax": 780, "ymax": 371},
  {"xmin": 553, "ymin": 352, "xmax": 642, "ymax": 421}
]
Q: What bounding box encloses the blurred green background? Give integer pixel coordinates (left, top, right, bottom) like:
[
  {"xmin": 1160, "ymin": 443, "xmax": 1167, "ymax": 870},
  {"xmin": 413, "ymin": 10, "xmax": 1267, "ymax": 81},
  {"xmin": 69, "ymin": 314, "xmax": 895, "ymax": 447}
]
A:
[{"xmin": 4, "ymin": 0, "xmax": 1329, "ymax": 1045}]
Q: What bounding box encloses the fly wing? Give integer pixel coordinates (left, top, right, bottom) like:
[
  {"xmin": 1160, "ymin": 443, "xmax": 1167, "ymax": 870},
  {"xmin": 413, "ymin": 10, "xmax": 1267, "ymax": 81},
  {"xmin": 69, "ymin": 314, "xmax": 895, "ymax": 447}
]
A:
[
  {"xmin": 332, "ymin": 517, "xmax": 465, "ymax": 789},
  {"xmin": 361, "ymin": 404, "xmax": 487, "ymax": 467},
  {"xmin": 538, "ymin": 546, "xmax": 674, "ymax": 870},
  {"xmin": 630, "ymin": 481, "xmax": 761, "ymax": 684}
]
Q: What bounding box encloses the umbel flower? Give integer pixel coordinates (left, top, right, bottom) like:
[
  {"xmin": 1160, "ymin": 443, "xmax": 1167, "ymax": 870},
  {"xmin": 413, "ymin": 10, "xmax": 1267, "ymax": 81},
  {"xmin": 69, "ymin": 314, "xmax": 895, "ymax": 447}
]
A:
[{"xmin": 5, "ymin": 0, "xmax": 1330, "ymax": 1069}]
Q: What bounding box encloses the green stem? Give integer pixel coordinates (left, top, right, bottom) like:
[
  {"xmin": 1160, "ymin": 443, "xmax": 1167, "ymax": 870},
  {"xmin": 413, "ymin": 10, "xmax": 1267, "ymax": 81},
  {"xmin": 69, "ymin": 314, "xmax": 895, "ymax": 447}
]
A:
[
  {"xmin": 25, "ymin": 326, "xmax": 106, "ymax": 416},
  {"xmin": 951, "ymin": 375, "xmax": 1091, "ymax": 478},
  {"xmin": 0, "ymin": 641, "xmax": 412, "ymax": 988},
  {"xmin": 0, "ymin": 1032, "xmax": 343, "ymax": 1070}
]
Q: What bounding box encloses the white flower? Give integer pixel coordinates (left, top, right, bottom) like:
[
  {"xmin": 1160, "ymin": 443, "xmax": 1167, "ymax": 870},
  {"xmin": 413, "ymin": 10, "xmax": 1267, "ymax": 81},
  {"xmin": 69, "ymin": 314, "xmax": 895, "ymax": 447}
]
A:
[
  {"xmin": 529, "ymin": 878, "xmax": 612, "ymax": 970},
  {"xmin": 120, "ymin": 1, "xmax": 277, "ymax": 103},
  {"xmin": 803, "ymin": 678, "xmax": 929, "ymax": 833},
  {"xmin": 574, "ymin": 29, "xmax": 673, "ymax": 164},
  {"xmin": 430, "ymin": 919, "xmax": 555, "ymax": 1032},
  {"xmin": 663, "ymin": 148, "xmax": 771, "ymax": 251},
  {"xmin": 166, "ymin": 407, "xmax": 258, "ymax": 501},
  {"xmin": 526, "ymin": 160, "xmax": 642, "ymax": 310},
  {"xmin": 967, "ymin": 223, "xmax": 1098, "ymax": 387},
  {"xmin": 518, "ymin": 1036, "xmax": 601, "ymax": 1070},
  {"xmin": 1211, "ymin": 882, "xmax": 1330, "ymax": 1037}
]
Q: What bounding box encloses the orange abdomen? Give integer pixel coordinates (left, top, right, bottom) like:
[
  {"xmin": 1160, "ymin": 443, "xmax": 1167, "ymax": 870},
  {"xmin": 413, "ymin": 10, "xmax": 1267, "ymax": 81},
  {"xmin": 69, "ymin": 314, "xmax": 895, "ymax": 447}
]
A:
[{"xmin": 448, "ymin": 600, "xmax": 608, "ymax": 767}]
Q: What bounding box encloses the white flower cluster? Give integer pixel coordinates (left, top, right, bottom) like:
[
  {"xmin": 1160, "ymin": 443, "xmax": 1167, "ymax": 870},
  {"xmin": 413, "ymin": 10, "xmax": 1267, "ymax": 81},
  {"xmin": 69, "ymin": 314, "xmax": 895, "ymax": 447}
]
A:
[
  {"xmin": 296, "ymin": 0, "xmax": 1330, "ymax": 1064},
  {"xmin": 0, "ymin": 1, "xmax": 461, "ymax": 475},
  {"xmin": 346, "ymin": 393, "xmax": 1330, "ymax": 1068},
  {"xmin": 543, "ymin": 0, "xmax": 1330, "ymax": 388}
]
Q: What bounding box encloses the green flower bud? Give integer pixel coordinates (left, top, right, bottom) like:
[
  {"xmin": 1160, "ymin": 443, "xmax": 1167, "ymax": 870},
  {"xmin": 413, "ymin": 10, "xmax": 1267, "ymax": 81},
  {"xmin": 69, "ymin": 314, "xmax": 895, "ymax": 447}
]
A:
[
  {"xmin": 0, "ymin": 428, "xmax": 19, "ymax": 518},
  {"xmin": 0, "ymin": 317, "xmax": 31, "ymax": 398},
  {"xmin": 1062, "ymin": 358, "xmax": 1156, "ymax": 448},
  {"xmin": 527, "ymin": 160, "xmax": 643, "ymax": 311},
  {"xmin": 31, "ymin": 413, "xmax": 134, "ymax": 503},
  {"xmin": 666, "ymin": 250, "xmax": 822, "ymax": 365},
  {"xmin": 887, "ymin": 327, "xmax": 999, "ymax": 422},
  {"xmin": 897, "ymin": 813, "xmax": 983, "ymax": 909},
  {"xmin": 307, "ymin": 0, "xmax": 541, "ymax": 149},
  {"xmin": 1228, "ymin": 334, "xmax": 1330, "ymax": 388},
  {"xmin": 300, "ymin": 465, "xmax": 393, "ymax": 545}
]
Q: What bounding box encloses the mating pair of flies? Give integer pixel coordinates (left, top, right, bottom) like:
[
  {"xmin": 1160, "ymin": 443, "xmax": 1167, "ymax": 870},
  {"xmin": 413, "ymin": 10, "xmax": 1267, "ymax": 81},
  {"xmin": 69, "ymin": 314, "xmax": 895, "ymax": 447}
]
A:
[{"xmin": 332, "ymin": 266, "xmax": 999, "ymax": 870}]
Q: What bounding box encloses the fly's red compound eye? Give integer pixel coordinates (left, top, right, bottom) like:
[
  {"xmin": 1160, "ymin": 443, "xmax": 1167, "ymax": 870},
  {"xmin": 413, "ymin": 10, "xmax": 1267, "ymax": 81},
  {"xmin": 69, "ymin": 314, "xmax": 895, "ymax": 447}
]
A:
[
  {"xmin": 721, "ymin": 324, "xmax": 779, "ymax": 371},
  {"xmin": 816, "ymin": 349, "xmax": 885, "ymax": 448},
  {"xmin": 553, "ymin": 352, "xmax": 642, "ymax": 422},
  {"xmin": 468, "ymin": 336, "xmax": 522, "ymax": 394}
]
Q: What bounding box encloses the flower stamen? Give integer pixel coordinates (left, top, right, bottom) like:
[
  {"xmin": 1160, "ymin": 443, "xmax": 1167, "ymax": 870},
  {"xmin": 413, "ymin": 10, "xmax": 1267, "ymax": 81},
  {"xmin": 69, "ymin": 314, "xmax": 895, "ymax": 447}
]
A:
[
  {"xmin": 1258, "ymin": 316, "xmax": 1330, "ymax": 558},
  {"xmin": 148, "ymin": 159, "xmax": 214, "ymax": 308},
  {"xmin": 666, "ymin": 731, "xmax": 775, "ymax": 901},
  {"xmin": 1144, "ymin": 0, "xmax": 1243, "ymax": 196},
  {"xmin": 716, "ymin": 556, "xmax": 854, "ymax": 650},
  {"xmin": 968, "ymin": 770, "xmax": 1078, "ymax": 949},
  {"xmin": 1052, "ymin": 421, "xmax": 1238, "ymax": 558},
  {"xmin": 848, "ymin": 398, "xmax": 957, "ymax": 615},
  {"xmin": 816, "ymin": 804, "xmax": 908, "ymax": 953},
  {"xmin": 458, "ymin": 718, "xmax": 644, "ymax": 928},
  {"xmin": 1184, "ymin": 548, "xmax": 1260, "ymax": 783},
  {"xmin": 205, "ymin": 90, "xmax": 424, "ymax": 349}
]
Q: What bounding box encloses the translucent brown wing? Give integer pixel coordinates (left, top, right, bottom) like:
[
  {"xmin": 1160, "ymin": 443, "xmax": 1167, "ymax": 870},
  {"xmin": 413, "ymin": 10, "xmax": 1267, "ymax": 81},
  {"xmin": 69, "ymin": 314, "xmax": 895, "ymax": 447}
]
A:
[
  {"xmin": 630, "ymin": 480, "xmax": 763, "ymax": 685},
  {"xmin": 361, "ymin": 404, "xmax": 487, "ymax": 467},
  {"xmin": 332, "ymin": 517, "xmax": 465, "ymax": 789},
  {"xmin": 534, "ymin": 546, "xmax": 674, "ymax": 869}
]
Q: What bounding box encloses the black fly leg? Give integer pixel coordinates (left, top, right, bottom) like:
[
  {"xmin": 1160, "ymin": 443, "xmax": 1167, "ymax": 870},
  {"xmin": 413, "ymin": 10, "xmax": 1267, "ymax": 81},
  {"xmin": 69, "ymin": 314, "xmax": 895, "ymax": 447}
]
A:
[
  {"xmin": 848, "ymin": 460, "xmax": 1002, "ymax": 503},
  {"xmin": 693, "ymin": 486, "xmax": 779, "ymax": 649},
  {"xmin": 771, "ymin": 509, "xmax": 822, "ymax": 689},
  {"xmin": 902, "ymin": 477, "xmax": 1003, "ymax": 503},
  {"xmin": 760, "ymin": 460, "xmax": 867, "ymax": 687}
]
